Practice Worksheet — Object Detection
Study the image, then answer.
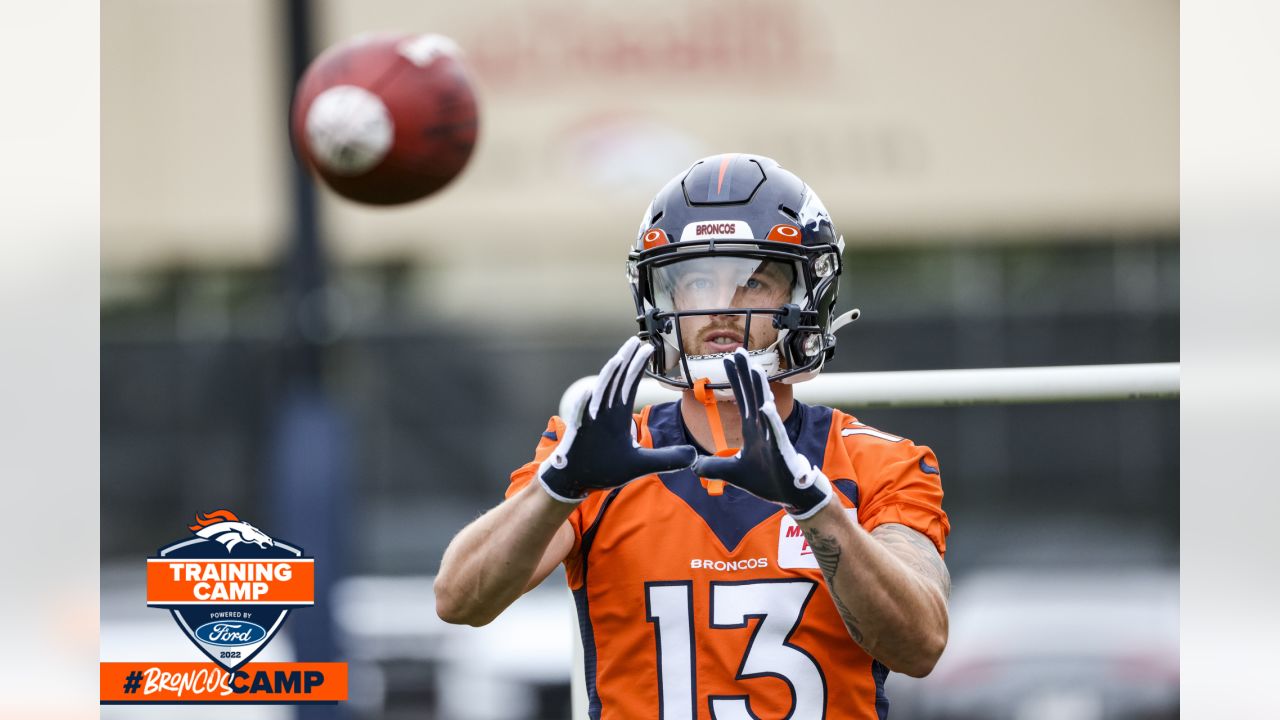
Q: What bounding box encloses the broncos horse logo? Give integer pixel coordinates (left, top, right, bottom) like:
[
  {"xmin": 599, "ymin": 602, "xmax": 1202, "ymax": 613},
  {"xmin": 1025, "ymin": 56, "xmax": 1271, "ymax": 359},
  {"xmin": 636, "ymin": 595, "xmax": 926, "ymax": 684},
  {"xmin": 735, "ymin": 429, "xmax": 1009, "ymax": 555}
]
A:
[{"xmin": 188, "ymin": 510, "xmax": 275, "ymax": 552}]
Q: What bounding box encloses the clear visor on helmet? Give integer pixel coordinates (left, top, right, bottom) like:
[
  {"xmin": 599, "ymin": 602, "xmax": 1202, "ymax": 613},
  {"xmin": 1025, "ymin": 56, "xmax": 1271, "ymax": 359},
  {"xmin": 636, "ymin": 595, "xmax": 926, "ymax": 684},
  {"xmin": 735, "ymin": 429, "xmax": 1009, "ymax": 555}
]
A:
[{"xmin": 650, "ymin": 255, "xmax": 804, "ymax": 360}]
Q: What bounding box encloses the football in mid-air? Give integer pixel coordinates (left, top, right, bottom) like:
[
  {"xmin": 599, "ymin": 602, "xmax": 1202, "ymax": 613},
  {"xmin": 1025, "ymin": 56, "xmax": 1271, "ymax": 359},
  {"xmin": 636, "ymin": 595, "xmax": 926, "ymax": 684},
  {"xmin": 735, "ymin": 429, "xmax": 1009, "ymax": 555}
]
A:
[{"xmin": 290, "ymin": 32, "xmax": 479, "ymax": 206}]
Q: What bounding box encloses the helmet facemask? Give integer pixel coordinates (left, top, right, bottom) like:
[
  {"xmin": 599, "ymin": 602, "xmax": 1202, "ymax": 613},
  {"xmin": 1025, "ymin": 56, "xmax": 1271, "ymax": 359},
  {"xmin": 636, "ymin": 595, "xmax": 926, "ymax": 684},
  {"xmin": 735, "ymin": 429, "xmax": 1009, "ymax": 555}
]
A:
[{"xmin": 632, "ymin": 242, "xmax": 841, "ymax": 398}]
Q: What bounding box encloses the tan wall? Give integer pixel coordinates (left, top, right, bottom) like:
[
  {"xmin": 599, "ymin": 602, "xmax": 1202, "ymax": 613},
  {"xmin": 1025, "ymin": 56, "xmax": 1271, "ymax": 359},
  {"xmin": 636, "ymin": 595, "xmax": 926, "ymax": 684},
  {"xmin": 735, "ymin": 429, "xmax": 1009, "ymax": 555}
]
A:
[
  {"xmin": 102, "ymin": 0, "xmax": 1177, "ymax": 318},
  {"xmin": 103, "ymin": 0, "xmax": 289, "ymax": 268}
]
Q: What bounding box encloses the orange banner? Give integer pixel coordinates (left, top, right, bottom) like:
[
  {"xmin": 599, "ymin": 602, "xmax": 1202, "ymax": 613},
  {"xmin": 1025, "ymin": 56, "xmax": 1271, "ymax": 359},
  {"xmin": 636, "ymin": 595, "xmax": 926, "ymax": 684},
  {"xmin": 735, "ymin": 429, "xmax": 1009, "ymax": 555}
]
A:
[
  {"xmin": 146, "ymin": 559, "xmax": 314, "ymax": 605},
  {"xmin": 100, "ymin": 662, "xmax": 347, "ymax": 703}
]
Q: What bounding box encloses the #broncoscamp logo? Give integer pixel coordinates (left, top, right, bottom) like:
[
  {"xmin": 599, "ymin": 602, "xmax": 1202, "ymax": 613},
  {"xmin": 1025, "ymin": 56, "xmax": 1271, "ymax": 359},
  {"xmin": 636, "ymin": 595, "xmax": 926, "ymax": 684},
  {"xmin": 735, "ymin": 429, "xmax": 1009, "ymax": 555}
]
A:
[{"xmin": 147, "ymin": 510, "xmax": 314, "ymax": 671}]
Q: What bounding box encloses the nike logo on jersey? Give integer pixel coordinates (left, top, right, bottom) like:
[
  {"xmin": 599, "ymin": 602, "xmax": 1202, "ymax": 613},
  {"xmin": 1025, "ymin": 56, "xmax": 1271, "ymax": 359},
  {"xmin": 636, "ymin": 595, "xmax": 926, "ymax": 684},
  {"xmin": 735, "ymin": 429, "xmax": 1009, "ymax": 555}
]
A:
[{"xmin": 919, "ymin": 457, "xmax": 939, "ymax": 475}]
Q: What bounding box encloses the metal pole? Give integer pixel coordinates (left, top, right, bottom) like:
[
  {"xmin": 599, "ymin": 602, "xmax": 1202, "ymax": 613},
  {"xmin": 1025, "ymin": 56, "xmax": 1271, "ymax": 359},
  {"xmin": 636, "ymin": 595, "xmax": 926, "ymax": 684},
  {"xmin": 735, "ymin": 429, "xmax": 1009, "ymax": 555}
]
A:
[
  {"xmin": 561, "ymin": 363, "xmax": 1181, "ymax": 419},
  {"xmin": 274, "ymin": 3, "xmax": 350, "ymax": 719}
]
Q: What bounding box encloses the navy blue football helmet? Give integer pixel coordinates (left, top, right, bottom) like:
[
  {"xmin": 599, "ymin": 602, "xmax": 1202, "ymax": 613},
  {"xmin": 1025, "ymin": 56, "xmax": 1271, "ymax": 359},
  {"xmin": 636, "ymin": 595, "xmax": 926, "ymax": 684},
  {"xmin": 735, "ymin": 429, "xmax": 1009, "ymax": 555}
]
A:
[{"xmin": 628, "ymin": 153, "xmax": 857, "ymax": 394}]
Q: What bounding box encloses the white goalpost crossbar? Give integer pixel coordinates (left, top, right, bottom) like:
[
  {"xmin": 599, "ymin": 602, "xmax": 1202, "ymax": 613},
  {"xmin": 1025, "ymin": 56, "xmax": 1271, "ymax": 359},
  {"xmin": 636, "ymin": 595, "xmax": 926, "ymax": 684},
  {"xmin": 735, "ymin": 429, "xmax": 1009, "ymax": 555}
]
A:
[
  {"xmin": 559, "ymin": 362, "xmax": 1180, "ymax": 419},
  {"xmin": 560, "ymin": 361, "xmax": 1178, "ymax": 718}
]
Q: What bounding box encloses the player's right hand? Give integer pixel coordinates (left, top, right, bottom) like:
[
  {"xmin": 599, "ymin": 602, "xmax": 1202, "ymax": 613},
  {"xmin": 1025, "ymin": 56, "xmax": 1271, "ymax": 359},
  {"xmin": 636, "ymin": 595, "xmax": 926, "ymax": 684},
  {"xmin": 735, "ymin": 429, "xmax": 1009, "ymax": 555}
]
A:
[
  {"xmin": 537, "ymin": 337, "xmax": 698, "ymax": 504},
  {"xmin": 692, "ymin": 348, "xmax": 834, "ymax": 519}
]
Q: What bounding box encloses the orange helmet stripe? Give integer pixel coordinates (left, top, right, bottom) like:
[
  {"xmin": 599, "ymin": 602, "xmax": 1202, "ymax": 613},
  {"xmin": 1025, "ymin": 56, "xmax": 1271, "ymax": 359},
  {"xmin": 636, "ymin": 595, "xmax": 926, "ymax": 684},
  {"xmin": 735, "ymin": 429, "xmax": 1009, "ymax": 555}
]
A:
[{"xmin": 716, "ymin": 154, "xmax": 738, "ymax": 195}]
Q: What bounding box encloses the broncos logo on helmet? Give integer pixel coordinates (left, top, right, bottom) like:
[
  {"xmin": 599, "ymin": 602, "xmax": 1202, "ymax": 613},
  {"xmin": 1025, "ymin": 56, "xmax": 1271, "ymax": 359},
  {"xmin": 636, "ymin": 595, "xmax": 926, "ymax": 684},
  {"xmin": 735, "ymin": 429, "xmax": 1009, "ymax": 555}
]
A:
[{"xmin": 188, "ymin": 510, "xmax": 275, "ymax": 552}]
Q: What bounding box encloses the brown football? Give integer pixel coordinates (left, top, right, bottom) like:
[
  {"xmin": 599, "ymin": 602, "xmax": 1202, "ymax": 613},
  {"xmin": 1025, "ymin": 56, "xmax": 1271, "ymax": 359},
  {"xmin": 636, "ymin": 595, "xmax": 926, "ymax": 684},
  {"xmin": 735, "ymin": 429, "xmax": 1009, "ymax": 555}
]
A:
[{"xmin": 290, "ymin": 33, "xmax": 479, "ymax": 205}]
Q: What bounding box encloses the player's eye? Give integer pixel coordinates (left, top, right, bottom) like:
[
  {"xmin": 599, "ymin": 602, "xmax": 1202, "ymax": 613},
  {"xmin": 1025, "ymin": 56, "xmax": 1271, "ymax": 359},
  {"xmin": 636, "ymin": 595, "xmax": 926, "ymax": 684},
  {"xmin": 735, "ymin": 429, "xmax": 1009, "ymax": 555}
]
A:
[{"xmin": 684, "ymin": 276, "xmax": 714, "ymax": 291}]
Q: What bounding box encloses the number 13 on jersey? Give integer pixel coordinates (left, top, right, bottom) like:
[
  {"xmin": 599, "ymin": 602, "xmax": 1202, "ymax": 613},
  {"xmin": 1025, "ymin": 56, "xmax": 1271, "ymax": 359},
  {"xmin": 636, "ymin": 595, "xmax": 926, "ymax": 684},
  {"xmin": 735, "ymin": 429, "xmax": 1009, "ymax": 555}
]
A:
[{"xmin": 645, "ymin": 579, "xmax": 827, "ymax": 719}]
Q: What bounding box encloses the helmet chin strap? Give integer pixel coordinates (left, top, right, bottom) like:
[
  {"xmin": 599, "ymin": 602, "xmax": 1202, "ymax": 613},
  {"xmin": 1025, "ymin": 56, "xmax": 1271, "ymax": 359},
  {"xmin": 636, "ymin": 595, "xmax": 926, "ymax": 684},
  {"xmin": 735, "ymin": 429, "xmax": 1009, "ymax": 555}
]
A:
[{"xmin": 683, "ymin": 349, "xmax": 779, "ymax": 400}]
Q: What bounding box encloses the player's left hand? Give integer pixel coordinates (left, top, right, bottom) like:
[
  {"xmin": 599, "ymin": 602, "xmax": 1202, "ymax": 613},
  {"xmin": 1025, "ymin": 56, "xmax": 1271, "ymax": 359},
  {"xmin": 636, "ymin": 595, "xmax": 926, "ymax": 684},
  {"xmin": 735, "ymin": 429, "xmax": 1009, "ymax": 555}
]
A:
[{"xmin": 692, "ymin": 348, "xmax": 834, "ymax": 519}]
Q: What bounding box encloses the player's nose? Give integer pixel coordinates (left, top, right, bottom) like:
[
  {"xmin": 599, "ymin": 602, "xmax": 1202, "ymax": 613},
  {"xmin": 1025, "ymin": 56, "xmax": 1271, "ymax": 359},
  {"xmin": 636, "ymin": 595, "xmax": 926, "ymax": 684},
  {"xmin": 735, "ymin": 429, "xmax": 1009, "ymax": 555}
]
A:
[{"xmin": 709, "ymin": 281, "xmax": 739, "ymax": 309}]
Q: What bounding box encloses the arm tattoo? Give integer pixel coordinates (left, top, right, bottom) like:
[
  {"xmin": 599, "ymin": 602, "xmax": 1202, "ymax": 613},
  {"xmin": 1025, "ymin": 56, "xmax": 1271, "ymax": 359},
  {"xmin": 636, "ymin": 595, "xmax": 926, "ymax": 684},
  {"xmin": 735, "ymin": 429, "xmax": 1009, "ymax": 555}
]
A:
[
  {"xmin": 803, "ymin": 526, "xmax": 866, "ymax": 644},
  {"xmin": 871, "ymin": 523, "xmax": 951, "ymax": 599}
]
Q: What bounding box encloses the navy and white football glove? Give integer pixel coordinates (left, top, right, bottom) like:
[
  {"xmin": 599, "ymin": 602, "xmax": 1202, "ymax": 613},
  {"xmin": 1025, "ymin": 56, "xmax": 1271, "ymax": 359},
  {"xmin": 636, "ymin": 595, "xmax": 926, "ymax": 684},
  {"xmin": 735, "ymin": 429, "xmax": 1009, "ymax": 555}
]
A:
[
  {"xmin": 538, "ymin": 338, "xmax": 698, "ymax": 504},
  {"xmin": 692, "ymin": 348, "xmax": 834, "ymax": 519}
]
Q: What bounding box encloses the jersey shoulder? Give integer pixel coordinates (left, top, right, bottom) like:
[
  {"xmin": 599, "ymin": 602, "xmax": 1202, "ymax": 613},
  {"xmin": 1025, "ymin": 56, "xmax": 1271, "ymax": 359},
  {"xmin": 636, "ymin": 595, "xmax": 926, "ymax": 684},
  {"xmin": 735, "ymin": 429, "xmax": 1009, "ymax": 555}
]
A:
[
  {"xmin": 828, "ymin": 408, "xmax": 930, "ymax": 462},
  {"xmin": 825, "ymin": 407, "xmax": 950, "ymax": 552}
]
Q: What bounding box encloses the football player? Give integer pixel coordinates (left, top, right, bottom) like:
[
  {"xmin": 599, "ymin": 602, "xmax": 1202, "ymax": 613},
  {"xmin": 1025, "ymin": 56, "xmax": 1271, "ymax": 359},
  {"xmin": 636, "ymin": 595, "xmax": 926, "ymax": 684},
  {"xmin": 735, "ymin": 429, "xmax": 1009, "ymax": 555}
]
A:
[{"xmin": 435, "ymin": 154, "xmax": 950, "ymax": 719}]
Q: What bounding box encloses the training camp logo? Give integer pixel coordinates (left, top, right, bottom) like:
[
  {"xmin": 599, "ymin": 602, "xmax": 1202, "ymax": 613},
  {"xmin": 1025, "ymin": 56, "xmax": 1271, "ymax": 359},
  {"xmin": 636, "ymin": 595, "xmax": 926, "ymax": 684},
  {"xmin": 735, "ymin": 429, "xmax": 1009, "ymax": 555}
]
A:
[
  {"xmin": 100, "ymin": 509, "xmax": 347, "ymax": 705},
  {"xmin": 148, "ymin": 510, "xmax": 311, "ymax": 671}
]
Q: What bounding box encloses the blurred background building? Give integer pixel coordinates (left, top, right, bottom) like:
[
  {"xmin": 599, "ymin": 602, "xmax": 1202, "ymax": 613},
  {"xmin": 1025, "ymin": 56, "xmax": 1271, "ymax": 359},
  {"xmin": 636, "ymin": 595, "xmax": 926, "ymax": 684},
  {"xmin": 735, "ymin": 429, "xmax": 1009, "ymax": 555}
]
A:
[{"xmin": 101, "ymin": 1, "xmax": 1178, "ymax": 718}]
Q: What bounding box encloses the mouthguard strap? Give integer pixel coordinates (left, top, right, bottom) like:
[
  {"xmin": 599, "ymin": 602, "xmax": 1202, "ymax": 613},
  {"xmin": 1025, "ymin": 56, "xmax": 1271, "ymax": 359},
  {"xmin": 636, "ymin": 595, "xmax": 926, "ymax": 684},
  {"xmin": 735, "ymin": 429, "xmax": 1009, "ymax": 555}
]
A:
[{"xmin": 693, "ymin": 377, "xmax": 735, "ymax": 496}]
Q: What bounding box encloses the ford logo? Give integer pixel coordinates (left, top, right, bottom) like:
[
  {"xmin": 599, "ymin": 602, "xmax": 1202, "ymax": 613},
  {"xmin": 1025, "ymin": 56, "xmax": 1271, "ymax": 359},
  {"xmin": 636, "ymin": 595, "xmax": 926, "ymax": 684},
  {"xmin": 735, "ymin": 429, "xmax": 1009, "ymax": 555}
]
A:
[{"xmin": 194, "ymin": 621, "xmax": 267, "ymax": 647}]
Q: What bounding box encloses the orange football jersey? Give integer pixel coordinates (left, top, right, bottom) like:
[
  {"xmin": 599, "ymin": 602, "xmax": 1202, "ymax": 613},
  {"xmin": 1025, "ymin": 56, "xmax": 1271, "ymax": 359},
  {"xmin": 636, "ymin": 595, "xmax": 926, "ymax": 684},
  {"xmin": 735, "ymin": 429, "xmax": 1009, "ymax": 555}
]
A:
[{"xmin": 507, "ymin": 400, "xmax": 949, "ymax": 720}]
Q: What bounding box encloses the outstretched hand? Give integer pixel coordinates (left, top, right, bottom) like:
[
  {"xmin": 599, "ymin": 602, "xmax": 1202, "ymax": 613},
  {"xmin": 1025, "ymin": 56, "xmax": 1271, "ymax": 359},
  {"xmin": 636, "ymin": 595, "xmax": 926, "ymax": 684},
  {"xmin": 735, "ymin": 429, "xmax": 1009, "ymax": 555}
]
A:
[
  {"xmin": 538, "ymin": 338, "xmax": 698, "ymax": 503},
  {"xmin": 692, "ymin": 349, "xmax": 834, "ymax": 519}
]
